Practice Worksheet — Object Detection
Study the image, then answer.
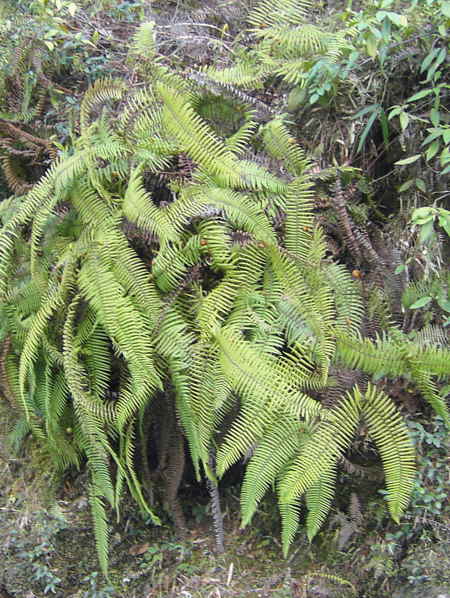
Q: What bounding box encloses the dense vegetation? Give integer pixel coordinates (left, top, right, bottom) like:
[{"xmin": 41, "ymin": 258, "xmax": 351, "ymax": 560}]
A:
[{"xmin": 0, "ymin": 0, "xmax": 449, "ymax": 596}]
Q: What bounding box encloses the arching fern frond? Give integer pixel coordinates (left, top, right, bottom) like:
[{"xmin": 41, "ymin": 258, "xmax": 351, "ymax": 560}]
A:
[
  {"xmin": 240, "ymin": 415, "xmax": 303, "ymax": 527},
  {"xmin": 248, "ymin": 0, "xmax": 312, "ymax": 28},
  {"xmin": 305, "ymin": 464, "xmax": 337, "ymax": 541},
  {"xmin": 280, "ymin": 389, "xmax": 361, "ymax": 503},
  {"xmin": 122, "ymin": 167, "xmax": 178, "ymax": 244},
  {"xmin": 361, "ymin": 384, "xmax": 415, "ymax": 522},
  {"xmin": 80, "ymin": 78, "xmax": 127, "ymax": 136}
]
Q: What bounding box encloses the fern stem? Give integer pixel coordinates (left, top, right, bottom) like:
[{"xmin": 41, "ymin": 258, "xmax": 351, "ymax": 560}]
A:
[{"xmin": 207, "ymin": 449, "xmax": 225, "ymax": 554}]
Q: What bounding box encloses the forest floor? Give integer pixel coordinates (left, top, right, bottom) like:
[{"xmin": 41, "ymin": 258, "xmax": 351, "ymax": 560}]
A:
[
  {"xmin": 0, "ymin": 400, "xmax": 357, "ymax": 598},
  {"xmin": 1, "ymin": 402, "xmax": 449, "ymax": 598},
  {"xmin": 0, "ymin": 454, "xmax": 350, "ymax": 598}
]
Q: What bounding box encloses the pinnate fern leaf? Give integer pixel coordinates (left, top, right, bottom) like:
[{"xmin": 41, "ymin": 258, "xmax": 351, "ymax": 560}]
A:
[{"xmin": 362, "ymin": 384, "xmax": 415, "ymax": 522}]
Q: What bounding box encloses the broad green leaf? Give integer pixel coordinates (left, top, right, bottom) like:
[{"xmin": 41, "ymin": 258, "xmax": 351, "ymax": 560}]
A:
[
  {"xmin": 376, "ymin": 10, "xmax": 388, "ymax": 21},
  {"xmin": 421, "ymin": 128, "xmax": 444, "ymax": 147},
  {"xmin": 411, "ymin": 207, "xmax": 434, "ymax": 223},
  {"xmin": 413, "ymin": 215, "xmax": 434, "ymax": 225},
  {"xmin": 394, "ymin": 154, "xmax": 421, "ymax": 166},
  {"xmin": 430, "ymin": 108, "xmax": 440, "ymax": 127},
  {"xmin": 353, "ymin": 104, "xmax": 380, "ymax": 119},
  {"xmin": 415, "ymin": 179, "xmax": 426, "ymax": 192},
  {"xmin": 379, "ymin": 110, "xmax": 389, "ymax": 148},
  {"xmin": 426, "ymin": 140, "xmax": 440, "ymax": 161},
  {"xmin": 409, "ymin": 296, "xmax": 432, "ymax": 309},
  {"xmin": 385, "ymin": 12, "xmax": 407, "ymax": 26},
  {"xmin": 438, "ymin": 213, "xmax": 450, "ymax": 237},
  {"xmin": 440, "ymin": 146, "xmax": 450, "ymax": 166},
  {"xmin": 419, "ymin": 220, "xmax": 435, "ymax": 244},
  {"xmin": 388, "ymin": 106, "xmax": 402, "ymax": 120},
  {"xmin": 399, "ymin": 112, "xmax": 409, "ymax": 131},
  {"xmin": 420, "ymin": 48, "xmax": 439, "ymax": 73},
  {"xmin": 365, "ymin": 33, "xmax": 378, "ymax": 58},
  {"xmin": 398, "ymin": 179, "xmax": 414, "ymax": 192},
  {"xmin": 434, "ymin": 48, "xmax": 447, "ymax": 68},
  {"xmin": 407, "ymin": 88, "xmax": 434, "ymax": 103},
  {"xmin": 437, "ymin": 297, "xmax": 450, "ymax": 312},
  {"xmin": 394, "ymin": 264, "xmax": 405, "ymax": 274},
  {"xmin": 426, "ymin": 49, "xmax": 447, "ymax": 82}
]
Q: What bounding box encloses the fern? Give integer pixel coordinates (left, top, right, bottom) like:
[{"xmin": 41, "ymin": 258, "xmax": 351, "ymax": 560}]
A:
[
  {"xmin": 1, "ymin": 46, "xmax": 448, "ymax": 575},
  {"xmin": 305, "ymin": 465, "xmax": 337, "ymax": 541},
  {"xmin": 205, "ymin": 0, "xmax": 355, "ymax": 93},
  {"xmin": 361, "ymin": 384, "xmax": 415, "ymax": 522}
]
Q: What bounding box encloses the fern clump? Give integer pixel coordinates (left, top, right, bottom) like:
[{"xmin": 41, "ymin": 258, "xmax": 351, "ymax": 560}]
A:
[
  {"xmin": 203, "ymin": 0, "xmax": 356, "ymax": 99},
  {"xmin": 0, "ymin": 17, "xmax": 449, "ymax": 577}
]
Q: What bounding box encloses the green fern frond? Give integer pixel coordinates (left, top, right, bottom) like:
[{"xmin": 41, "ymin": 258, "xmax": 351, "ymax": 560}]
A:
[
  {"xmin": 80, "ymin": 78, "xmax": 127, "ymax": 135},
  {"xmin": 203, "ymin": 60, "xmax": 269, "ymax": 89},
  {"xmin": 248, "ymin": 0, "xmax": 312, "ymax": 28},
  {"xmin": 215, "ymin": 327, "xmax": 320, "ymax": 475},
  {"xmin": 158, "ymin": 84, "xmax": 244, "ymax": 188},
  {"xmin": 225, "ymin": 118, "xmax": 258, "ymax": 156},
  {"xmin": 78, "ymin": 257, "xmax": 161, "ymax": 430},
  {"xmin": 336, "ymin": 331, "xmax": 450, "ymax": 384},
  {"xmin": 169, "ymin": 358, "xmax": 202, "ymax": 477},
  {"xmin": 279, "ymin": 497, "xmax": 302, "ymax": 557},
  {"xmin": 262, "ymin": 118, "xmax": 310, "ymax": 176},
  {"xmin": 335, "ymin": 332, "xmax": 406, "ymax": 377},
  {"xmin": 260, "ymin": 24, "xmax": 328, "ymax": 56},
  {"xmin": 122, "ymin": 167, "xmax": 178, "ymax": 244},
  {"xmin": 2, "ymin": 27, "xmax": 448, "ymax": 575},
  {"xmin": 130, "ymin": 22, "xmax": 157, "ymax": 61},
  {"xmin": 362, "ymin": 384, "xmax": 415, "ymax": 521},
  {"xmin": 19, "ymin": 264, "xmax": 75, "ymax": 417},
  {"xmin": 413, "ymin": 324, "xmax": 449, "ymax": 347},
  {"xmin": 416, "ymin": 345, "xmax": 450, "ymax": 378},
  {"xmin": 191, "ymin": 185, "xmax": 276, "ymax": 244},
  {"xmin": 305, "ymin": 465, "xmax": 337, "ymax": 540},
  {"xmin": 189, "ymin": 345, "xmax": 232, "ymax": 468},
  {"xmin": 120, "ymin": 422, "xmax": 161, "ymax": 522},
  {"xmin": 325, "ymin": 264, "xmax": 364, "ymax": 335},
  {"xmin": 279, "ymin": 389, "xmax": 361, "ymax": 503},
  {"xmin": 8, "ymin": 416, "xmax": 32, "ymax": 453},
  {"xmin": 240, "ymin": 416, "xmax": 302, "ymax": 526},
  {"xmin": 88, "ymin": 489, "xmax": 110, "ymax": 577},
  {"xmin": 198, "ymin": 273, "xmax": 241, "ymax": 339},
  {"xmin": 283, "ymin": 179, "xmax": 315, "ymax": 261},
  {"xmin": 0, "ymin": 161, "xmax": 61, "ymax": 298},
  {"xmin": 407, "ymin": 363, "xmax": 449, "ymax": 427}
]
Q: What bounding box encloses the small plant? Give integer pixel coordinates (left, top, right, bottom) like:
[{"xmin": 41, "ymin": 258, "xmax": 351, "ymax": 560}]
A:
[
  {"xmin": 140, "ymin": 540, "xmax": 192, "ymax": 571},
  {"xmin": 370, "ymin": 416, "xmax": 449, "ymax": 576},
  {"xmin": 81, "ymin": 571, "xmax": 116, "ymax": 598},
  {"xmin": 411, "ymin": 206, "xmax": 450, "ymax": 243},
  {"xmin": 13, "ymin": 509, "xmax": 68, "ymax": 595},
  {"xmin": 407, "ymin": 416, "xmax": 449, "ymax": 520},
  {"xmin": 31, "ymin": 562, "xmax": 62, "ymax": 595}
]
